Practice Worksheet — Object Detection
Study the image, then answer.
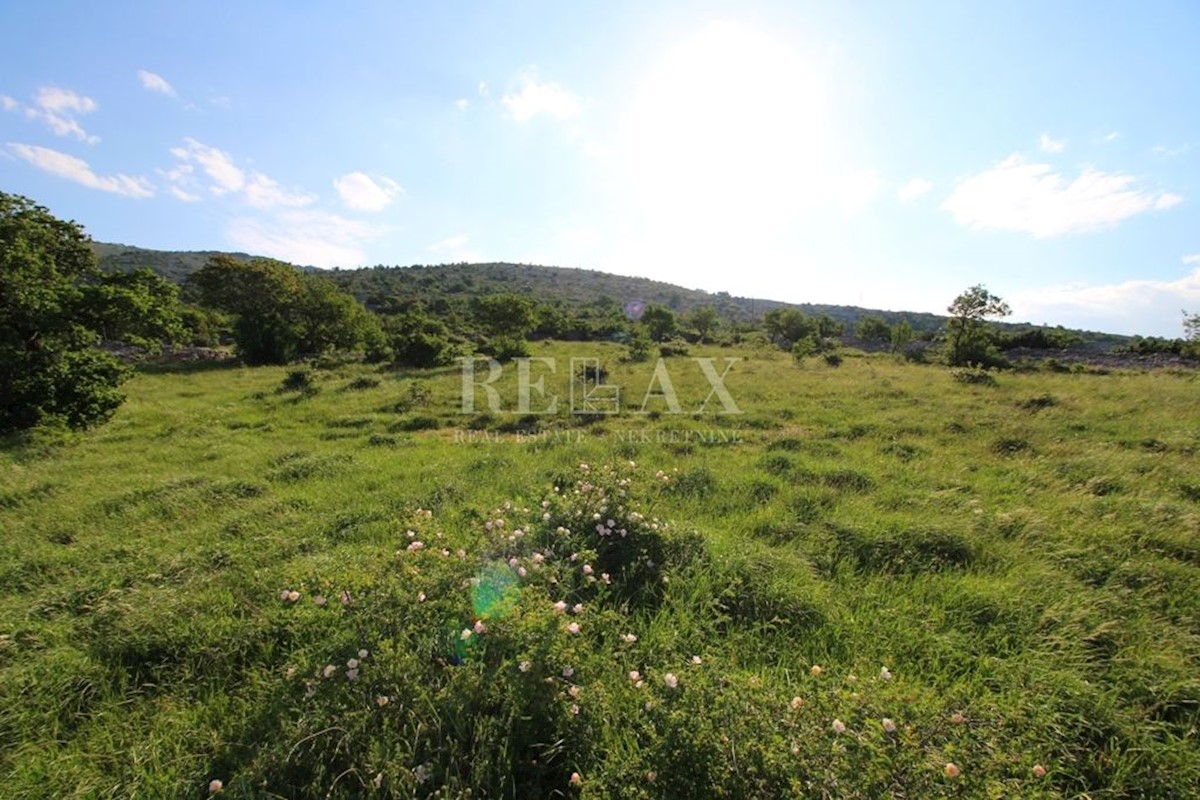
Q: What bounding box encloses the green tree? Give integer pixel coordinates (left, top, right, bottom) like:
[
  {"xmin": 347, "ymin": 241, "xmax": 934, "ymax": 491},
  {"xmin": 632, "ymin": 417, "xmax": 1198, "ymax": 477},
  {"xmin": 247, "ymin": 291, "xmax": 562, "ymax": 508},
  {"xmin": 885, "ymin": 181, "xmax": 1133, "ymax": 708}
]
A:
[
  {"xmin": 79, "ymin": 268, "xmax": 186, "ymax": 351},
  {"xmin": 531, "ymin": 302, "xmax": 567, "ymax": 339},
  {"xmin": 190, "ymin": 255, "xmax": 384, "ymax": 364},
  {"xmin": 0, "ymin": 192, "xmax": 134, "ymax": 432},
  {"xmin": 763, "ymin": 308, "xmax": 817, "ymax": 347},
  {"xmin": 945, "ymin": 284, "xmax": 1011, "ymax": 367},
  {"xmin": 816, "ymin": 314, "xmax": 844, "ymax": 339},
  {"xmin": 472, "ymin": 293, "xmax": 536, "ymax": 359},
  {"xmin": 854, "ymin": 315, "xmax": 892, "ymax": 344},
  {"xmin": 687, "ymin": 305, "xmax": 720, "ymax": 342},
  {"xmin": 472, "ymin": 293, "xmax": 537, "ymax": 338},
  {"xmin": 625, "ymin": 328, "xmax": 652, "ymax": 362},
  {"xmin": 640, "ymin": 304, "xmax": 678, "ymax": 342},
  {"xmin": 386, "ymin": 312, "xmax": 456, "ymax": 368},
  {"xmin": 178, "ymin": 304, "xmax": 231, "ymax": 347},
  {"xmin": 890, "ymin": 318, "xmax": 915, "ymax": 353},
  {"xmin": 1184, "ymin": 310, "xmax": 1200, "ymax": 357}
]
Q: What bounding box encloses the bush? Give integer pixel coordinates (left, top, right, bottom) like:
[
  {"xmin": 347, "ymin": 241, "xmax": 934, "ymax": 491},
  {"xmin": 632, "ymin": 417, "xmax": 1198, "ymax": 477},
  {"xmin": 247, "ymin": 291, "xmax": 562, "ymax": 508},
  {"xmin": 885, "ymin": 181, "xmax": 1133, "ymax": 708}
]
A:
[
  {"xmin": 658, "ymin": 337, "xmax": 690, "ymax": 357},
  {"xmin": 486, "ymin": 335, "xmax": 531, "ymax": 361},
  {"xmin": 625, "ymin": 330, "xmax": 652, "ymax": 362},
  {"xmin": 791, "ymin": 337, "xmax": 817, "ymax": 361},
  {"xmin": 997, "ymin": 326, "xmax": 1083, "ymax": 350},
  {"xmin": 388, "ymin": 313, "xmax": 456, "ymax": 368},
  {"xmin": 280, "ymin": 369, "xmax": 316, "ymax": 394},
  {"xmin": 951, "ymin": 366, "xmax": 998, "ymax": 386},
  {"xmin": 345, "ymin": 376, "xmax": 381, "ymax": 391},
  {"xmin": 900, "ymin": 342, "xmax": 929, "ymax": 363}
]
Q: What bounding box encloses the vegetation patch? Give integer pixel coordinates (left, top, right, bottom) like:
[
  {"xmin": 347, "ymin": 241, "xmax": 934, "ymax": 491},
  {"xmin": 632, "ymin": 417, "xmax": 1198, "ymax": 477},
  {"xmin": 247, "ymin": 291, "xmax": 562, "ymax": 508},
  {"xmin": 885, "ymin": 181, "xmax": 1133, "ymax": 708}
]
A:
[
  {"xmin": 267, "ymin": 452, "xmax": 353, "ymax": 482},
  {"xmin": 2, "ymin": 336, "xmax": 1199, "ymax": 797}
]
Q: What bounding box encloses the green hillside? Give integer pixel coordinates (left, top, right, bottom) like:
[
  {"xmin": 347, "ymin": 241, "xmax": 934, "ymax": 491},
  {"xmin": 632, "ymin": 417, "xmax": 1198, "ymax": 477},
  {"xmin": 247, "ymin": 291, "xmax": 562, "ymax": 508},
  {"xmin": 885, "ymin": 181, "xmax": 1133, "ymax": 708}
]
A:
[
  {"xmin": 91, "ymin": 242, "xmax": 256, "ymax": 286},
  {"xmin": 92, "ymin": 242, "xmax": 1129, "ymax": 346}
]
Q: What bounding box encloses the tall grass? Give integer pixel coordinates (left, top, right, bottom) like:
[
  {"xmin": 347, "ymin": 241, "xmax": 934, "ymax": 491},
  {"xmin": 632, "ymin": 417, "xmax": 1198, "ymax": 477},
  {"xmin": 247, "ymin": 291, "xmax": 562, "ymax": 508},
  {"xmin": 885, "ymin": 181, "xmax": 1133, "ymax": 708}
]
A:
[{"xmin": 1, "ymin": 345, "xmax": 1197, "ymax": 797}]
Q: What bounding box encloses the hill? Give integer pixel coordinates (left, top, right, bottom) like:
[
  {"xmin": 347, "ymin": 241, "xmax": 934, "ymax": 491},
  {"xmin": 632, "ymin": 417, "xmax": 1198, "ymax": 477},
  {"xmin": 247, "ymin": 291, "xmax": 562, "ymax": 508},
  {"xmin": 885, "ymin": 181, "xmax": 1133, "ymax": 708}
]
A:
[
  {"xmin": 92, "ymin": 242, "xmax": 1127, "ymax": 346},
  {"xmin": 91, "ymin": 242, "xmax": 256, "ymax": 285}
]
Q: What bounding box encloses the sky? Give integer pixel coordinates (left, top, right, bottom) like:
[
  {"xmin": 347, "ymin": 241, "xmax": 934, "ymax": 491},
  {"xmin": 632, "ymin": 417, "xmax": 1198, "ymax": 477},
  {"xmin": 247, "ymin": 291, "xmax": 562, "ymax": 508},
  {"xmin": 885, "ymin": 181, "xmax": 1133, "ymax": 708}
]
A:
[{"xmin": 1, "ymin": 1, "xmax": 1198, "ymax": 337}]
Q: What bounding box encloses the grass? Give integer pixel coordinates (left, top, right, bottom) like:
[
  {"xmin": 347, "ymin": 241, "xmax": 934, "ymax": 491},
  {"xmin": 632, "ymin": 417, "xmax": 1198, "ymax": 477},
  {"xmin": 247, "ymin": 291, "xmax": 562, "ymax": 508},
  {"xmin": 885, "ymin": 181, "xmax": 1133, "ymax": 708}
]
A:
[{"xmin": 1, "ymin": 342, "xmax": 1198, "ymax": 798}]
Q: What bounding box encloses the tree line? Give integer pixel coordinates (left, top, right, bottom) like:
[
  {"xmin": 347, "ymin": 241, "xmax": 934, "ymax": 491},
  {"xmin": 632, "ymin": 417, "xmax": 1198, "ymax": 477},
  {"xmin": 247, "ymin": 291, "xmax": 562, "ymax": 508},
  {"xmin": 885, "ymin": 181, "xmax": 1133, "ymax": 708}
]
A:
[{"xmin": 3, "ymin": 191, "xmax": 1197, "ymax": 434}]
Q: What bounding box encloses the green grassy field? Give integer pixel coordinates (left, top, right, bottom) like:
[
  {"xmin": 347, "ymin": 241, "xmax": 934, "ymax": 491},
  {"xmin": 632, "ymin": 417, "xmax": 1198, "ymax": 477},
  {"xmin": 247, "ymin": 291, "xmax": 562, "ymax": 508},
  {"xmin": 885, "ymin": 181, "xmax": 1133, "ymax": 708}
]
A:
[{"xmin": 2, "ymin": 343, "xmax": 1198, "ymax": 798}]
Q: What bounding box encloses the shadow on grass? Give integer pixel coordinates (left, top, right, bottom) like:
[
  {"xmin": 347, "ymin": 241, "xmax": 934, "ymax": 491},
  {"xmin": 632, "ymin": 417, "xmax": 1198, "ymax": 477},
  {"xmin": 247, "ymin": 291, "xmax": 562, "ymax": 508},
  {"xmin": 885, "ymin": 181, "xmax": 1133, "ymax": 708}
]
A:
[
  {"xmin": 134, "ymin": 357, "xmax": 245, "ymax": 375},
  {"xmin": 0, "ymin": 425, "xmax": 74, "ymax": 460}
]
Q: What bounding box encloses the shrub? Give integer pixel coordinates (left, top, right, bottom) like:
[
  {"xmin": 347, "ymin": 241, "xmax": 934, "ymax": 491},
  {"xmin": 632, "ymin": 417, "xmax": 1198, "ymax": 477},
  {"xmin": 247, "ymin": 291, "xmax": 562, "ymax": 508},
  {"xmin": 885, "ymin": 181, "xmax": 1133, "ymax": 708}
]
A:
[
  {"xmin": 487, "ymin": 335, "xmax": 531, "ymax": 361},
  {"xmin": 658, "ymin": 337, "xmax": 690, "ymax": 357},
  {"xmin": 625, "ymin": 330, "xmax": 652, "ymax": 362},
  {"xmin": 345, "ymin": 376, "xmax": 381, "ymax": 391},
  {"xmin": 951, "ymin": 366, "xmax": 998, "ymax": 386},
  {"xmin": 1018, "ymin": 393, "xmax": 1057, "ymax": 412},
  {"xmin": 279, "ymin": 369, "xmax": 316, "ymax": 394},
  {"xmin": 790, "ymin": 336, "xmax": 817, "ymax": 361},
  {"xmin": 900, "ymin": 342, "xmax": 929, "ymax": 363}
]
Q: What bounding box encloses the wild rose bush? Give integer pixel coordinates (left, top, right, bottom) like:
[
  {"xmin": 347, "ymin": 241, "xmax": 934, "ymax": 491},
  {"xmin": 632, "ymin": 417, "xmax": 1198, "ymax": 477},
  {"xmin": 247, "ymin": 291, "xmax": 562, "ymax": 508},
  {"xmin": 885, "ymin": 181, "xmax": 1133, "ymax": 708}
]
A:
[{"xmin": 211, "ymin": 461, "xmax": 1063, "ymax": 798}]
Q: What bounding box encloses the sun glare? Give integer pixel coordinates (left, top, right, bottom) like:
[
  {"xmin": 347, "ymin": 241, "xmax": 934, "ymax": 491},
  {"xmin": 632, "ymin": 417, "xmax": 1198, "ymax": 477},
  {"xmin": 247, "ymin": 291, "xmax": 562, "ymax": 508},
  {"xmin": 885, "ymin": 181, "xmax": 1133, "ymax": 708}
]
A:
[{"xmin": 620, "ymin": 21, "xmax": 832, "ymax": 286}]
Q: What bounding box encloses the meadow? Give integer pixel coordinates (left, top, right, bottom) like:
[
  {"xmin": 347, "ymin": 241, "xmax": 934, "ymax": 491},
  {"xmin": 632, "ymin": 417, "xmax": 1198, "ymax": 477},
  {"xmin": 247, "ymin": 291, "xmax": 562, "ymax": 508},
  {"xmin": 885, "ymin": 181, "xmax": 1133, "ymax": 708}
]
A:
[{"xmin": 1, "ymin": 342, "xmax": 1198, "ymax": 798}]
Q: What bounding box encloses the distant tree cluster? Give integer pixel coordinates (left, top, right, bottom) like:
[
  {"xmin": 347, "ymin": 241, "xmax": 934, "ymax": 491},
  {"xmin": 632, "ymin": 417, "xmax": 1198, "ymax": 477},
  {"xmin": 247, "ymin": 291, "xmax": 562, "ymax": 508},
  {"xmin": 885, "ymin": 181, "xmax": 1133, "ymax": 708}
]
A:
[
  {"xmin": 189, "ymin": 255, "xmax": 388, "ymax": 365},
  {"xmin": 762, "ymin": 307, "xmax": 843, "ymax": 361}
]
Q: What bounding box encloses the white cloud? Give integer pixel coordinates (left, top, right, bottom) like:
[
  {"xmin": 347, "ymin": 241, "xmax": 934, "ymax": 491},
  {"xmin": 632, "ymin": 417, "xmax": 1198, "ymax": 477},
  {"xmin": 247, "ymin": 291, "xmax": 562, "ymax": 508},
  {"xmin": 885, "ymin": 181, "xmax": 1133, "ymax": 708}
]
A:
[
  {"xmin": 1099, "ymin": 131, "xmax": 1120, "ymax": 143},
  {"xmin": 1155, "ymin": 192, "xmax": 1183, "ymax": 210},
  {"xmin": 942, "ymin": 154, "xmax": 1179, "ymax": 237},
  {"xmin": 10, "ymin": 86, "xmax": 102, "ymax": 144},
  {"xmin": 167, "ymin": 138, "xmax": 318, "ymax": 209},
  {"xmin": 454, "ymin": 98, "xmax": 469, "ymax": 111},
  {"xmin": 157, "ymin": 163, "xmax": 201, "ymax": 201},
  {"xmin": 168, "ymin": 185, "xmax": 201, "ymax": 203},
  {"xmin": 897, "ymin": 177, "xmax": 933, "ymax": 202},
  {"xmin": 137, "ymin": 70, "xmax": 176, "ymax": 97},
  {"xmin": 227, "ymin": 210, "xmax": 380, "ymax": 267},
  {"xmin": 243, "ymin": 171, "xmax": 317, "ymax": 209},
  {"xmin": 1011, "ymin": 268, "xmax": 1200, "ymax": 337},
  {"xmin": 478, "ymin": 81, "xmax": 489, "ymax": 96},
  {"xmin": 170, "ymin": 137, "xmax": 245, "ymax": 194},
  {"xmin": 501, "ymin": 70, "xmax": 581, "ymax": 122},
  {"xmin": 1039, "ymin": 133, "xmax": 1066, "ymax": 153},
  {"xmin": 332, "ymin": 171, "xmax": 403, "ymax": 212},
  {"xmin": 7, "ymin": 143, "xmax": 153, "ymax": 197},
  {"xmin": 1152, "ymin": 142, "xmax": 1191, "ymax": 157},
  {"xmin": 34, "ymin": 86, "xmax": 96, "ymax": 115},
  {"xmin": 1183, "ymin": 254, "xmax": 1200, "ymax": 266}
]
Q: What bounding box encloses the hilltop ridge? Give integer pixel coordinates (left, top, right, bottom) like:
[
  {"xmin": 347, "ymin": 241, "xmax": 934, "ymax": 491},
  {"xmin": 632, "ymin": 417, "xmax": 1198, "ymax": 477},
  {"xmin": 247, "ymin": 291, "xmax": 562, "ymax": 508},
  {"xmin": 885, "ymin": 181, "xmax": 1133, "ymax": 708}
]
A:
[{"xmin": 91, "ymin": 241, "xmax": 1127, "ymax": 345}]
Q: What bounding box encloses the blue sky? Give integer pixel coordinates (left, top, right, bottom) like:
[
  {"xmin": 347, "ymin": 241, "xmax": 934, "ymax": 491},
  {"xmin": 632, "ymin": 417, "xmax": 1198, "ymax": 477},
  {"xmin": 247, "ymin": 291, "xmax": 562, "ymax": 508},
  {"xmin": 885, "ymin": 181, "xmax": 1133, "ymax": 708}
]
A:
[{"xmin": 2, "ymin": 1, "xmax": 1197, "ymax": 336}]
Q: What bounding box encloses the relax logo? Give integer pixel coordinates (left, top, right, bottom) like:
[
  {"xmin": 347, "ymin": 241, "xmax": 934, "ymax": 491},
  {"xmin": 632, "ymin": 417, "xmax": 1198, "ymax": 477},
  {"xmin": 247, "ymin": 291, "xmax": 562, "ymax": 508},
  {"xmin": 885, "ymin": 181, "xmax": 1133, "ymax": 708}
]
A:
[{"xmin": 459, "ymin": 357, "xmax": 743, "ymax": 415}]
